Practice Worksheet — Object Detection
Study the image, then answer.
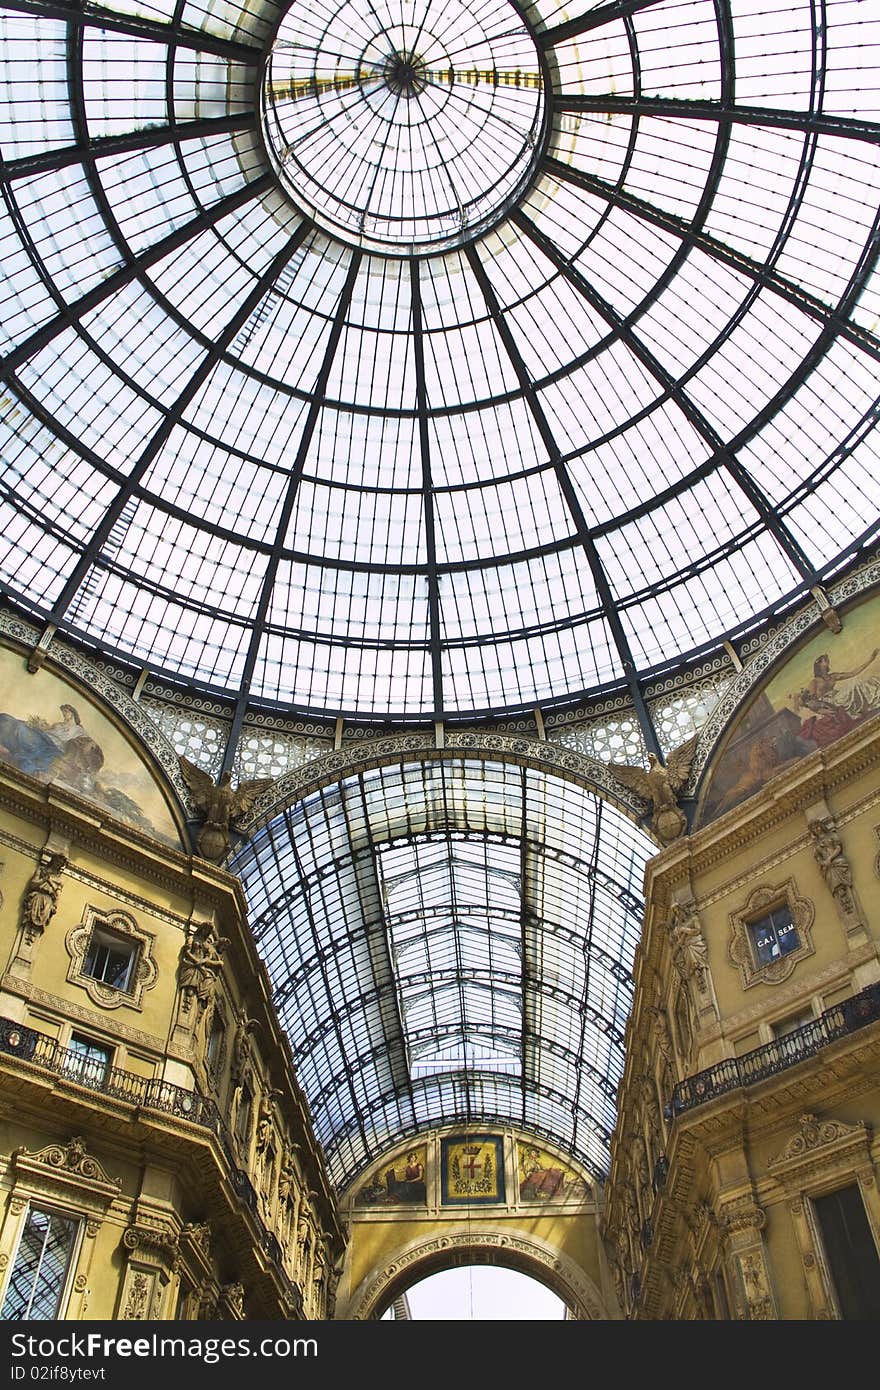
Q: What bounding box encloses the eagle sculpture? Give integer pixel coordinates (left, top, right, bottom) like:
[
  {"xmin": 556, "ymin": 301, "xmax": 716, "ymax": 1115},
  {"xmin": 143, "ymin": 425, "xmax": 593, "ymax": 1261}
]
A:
[
  {"xmin": 609, "ymin": 735, "xmax": 698, "ymax": 844},
  {"xmin": 179, "ymin": 759, "xmax": 274, "ymax": 862}
]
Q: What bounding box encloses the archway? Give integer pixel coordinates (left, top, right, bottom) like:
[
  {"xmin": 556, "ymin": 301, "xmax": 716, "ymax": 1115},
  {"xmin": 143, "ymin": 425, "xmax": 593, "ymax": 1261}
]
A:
[{"xmin": 341, "ymin": 1227, "xmax": 613, "ymax": 1320}]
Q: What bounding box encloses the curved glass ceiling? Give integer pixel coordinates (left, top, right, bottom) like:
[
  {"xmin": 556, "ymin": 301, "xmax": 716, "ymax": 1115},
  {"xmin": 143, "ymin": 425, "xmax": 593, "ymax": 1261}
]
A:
[
  {"xmin": 262, "ymin": 0, "xmax": 547, "ymax": 253},
  {"xmin": 0, "ymin": 0, "xmax": 879, "ymax": 721},
  {"xmin": 233, "ymin": 757, "xmax": 651, "ymax": 1187}
]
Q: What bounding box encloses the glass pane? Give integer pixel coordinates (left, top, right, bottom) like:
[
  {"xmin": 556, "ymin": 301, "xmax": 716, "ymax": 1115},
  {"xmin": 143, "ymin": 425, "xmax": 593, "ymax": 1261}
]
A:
[{"xmin": 1, "ymin": 1208, "xmax": 78, "ymax": 1320}]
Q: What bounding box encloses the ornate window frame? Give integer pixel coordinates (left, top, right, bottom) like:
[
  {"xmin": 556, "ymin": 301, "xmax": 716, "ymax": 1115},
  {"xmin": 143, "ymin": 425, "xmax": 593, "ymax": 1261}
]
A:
[
  {"xmin": 767, "ymin": 1113, "xmax": 880, "ymax": 1319},
  {"xmin": 65, "ymin": 906, "xmax": 158, "ymax": 1011},
  {"xmin": 0, "ymin": 1138, "xmax": 121, "ymax": 1321},
  {"xmin": 728, "ymin": 879, "xmax": 815, "ymax": 989}
]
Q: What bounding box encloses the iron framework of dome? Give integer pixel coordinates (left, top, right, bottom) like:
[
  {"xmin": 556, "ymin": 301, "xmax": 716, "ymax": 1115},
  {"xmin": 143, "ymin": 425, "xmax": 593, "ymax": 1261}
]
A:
[
  {"xmin": 1, "ymin": 0, "xmax": 878, "ymax": 735},
  {"xmin": 1, "ymin": 0, "xmax": 880, "ymax": 1189}
]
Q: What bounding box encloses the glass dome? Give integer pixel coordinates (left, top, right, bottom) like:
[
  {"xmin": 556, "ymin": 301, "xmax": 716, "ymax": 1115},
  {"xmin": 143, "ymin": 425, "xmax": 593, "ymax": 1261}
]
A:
[{"xmin": 0, "ymin": 0, "xmax": 878, "ymax": 724}]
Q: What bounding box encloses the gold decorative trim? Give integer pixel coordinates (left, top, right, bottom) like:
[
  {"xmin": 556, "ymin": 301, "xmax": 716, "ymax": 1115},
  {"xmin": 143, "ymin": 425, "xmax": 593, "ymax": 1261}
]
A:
[
  {"xmin": 65, "ymin": 905, "xmax": 157, "ymax": 1011},
  {"xmin": 11, "ymin": 1136, "xmax": 120, "ymax": 1198},
  {"xmin": 728, "ymin": 879, "xmax": 815, "ymax": 989}
]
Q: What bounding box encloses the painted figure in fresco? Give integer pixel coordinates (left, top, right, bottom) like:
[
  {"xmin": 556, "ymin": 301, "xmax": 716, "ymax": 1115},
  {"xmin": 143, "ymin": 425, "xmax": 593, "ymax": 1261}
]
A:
[
  {"xmin": 809, "ymin": 648, "xmax": 880, "ymax": 714},
  {"xmin": 0, "ymin": 697, "xmax": 170, "ymax": 841},
  {"xmin": 794, "ymin": 648, "xmax": 880, "ymax": 746},
  {"xmin": 0, "ymin": 703, "xmax": 103, "ymax": 785},
  {"xmin": 519, "ymin": 1144, "xmax": 565, "ymax": 1199},
  {"xmin": 710, "ymin": 735, "xmax": 792, "ymax": 817},
  {"xmin": 355, "ymin": 1150, "xmax": 426, "ymax": 1205}
]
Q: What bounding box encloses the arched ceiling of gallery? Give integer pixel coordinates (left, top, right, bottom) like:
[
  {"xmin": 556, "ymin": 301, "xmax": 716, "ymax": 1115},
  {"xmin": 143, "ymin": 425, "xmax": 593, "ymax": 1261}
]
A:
[
  {"xmin": 231, "ymin": 755, "xmax": 652, "ymax": 1188},
  {"xmin": 1, "ymin": 0, "xmax": 879, "ymax": 737}
]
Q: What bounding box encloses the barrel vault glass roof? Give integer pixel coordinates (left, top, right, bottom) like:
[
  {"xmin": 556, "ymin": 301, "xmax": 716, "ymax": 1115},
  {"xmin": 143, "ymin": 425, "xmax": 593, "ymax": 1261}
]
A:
[
  {"xmin": 234, "ymin": 758, "xmax": 651, "ymax": 1186},
  {"xmin": 2, "ymin": 0, "xmax": 880, "ymax": 1186}
]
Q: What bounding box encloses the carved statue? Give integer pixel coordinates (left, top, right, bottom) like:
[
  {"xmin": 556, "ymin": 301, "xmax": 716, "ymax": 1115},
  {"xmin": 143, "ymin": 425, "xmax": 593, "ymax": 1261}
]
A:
[
  {"xmin": 256, "ymin": 1091, "xmax": 282, "ymax": 1153},
  {"xmin": 609, "ymin": 735, "xmax": 698, "ymax": 844},
  {"xmin": 178, "ymin": 759, "xmax": 273, "ymax": 861},
  {"xmin": 21, "ymin": 853, "xmax": 65, "ymax": 939},
  {"xmin": 177, "ymin": 922, "xmax": 228, "ymax": 1013},
  {"xmin": 809, "ymin": 817, "xmax": 855, "ymax": 915},
  {"xmin": 666, "ymin": 900, "xmax": 709, "ymax": 989},
  {"xmin": 647, "ymin": 1005, "xmax": 674, "ymax": 1065}
]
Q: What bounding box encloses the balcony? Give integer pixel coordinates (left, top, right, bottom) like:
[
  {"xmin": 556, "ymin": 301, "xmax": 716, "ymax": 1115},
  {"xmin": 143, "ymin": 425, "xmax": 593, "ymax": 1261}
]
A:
[
  {"xmin": 669, "ymin": 982, "xmax": 880, "ymax": 1117},
  {"xmin": 0, "ymin": 1014, "xmax": 303, "ymax": 1310},
  {"xmin": 0, "ymin": 1016, "xmax": 223, "ymax": 1129}
]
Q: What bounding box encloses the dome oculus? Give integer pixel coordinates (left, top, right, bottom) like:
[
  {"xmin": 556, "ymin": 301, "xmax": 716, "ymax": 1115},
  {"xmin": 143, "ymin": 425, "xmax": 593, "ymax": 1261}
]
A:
[{"xmin": 261, "ymin": 0, "xmax": 546, "ymax": 253}]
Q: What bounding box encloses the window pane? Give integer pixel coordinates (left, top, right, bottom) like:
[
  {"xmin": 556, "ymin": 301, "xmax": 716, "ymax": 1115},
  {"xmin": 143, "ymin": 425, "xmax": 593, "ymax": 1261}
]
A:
[
  {"xmin": 1, "ymin": 1208, "xmax": 78, "ymax": 1320},
  {"xmin": 64, "ymin": 1035, "xmax": 111, "ymax": 1086},
  {"xmin": 83, "ymin": 932, "xmax": 135, "ymax": 990},
  {"xmin": 749, "ymin": 907, "xmax": 798, "ymax": 966}
]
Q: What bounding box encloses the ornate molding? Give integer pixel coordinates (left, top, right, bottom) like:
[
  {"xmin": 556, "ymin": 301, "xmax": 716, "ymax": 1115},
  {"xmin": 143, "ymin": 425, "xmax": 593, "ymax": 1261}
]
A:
[
  {"xmin": 65, "ymin": 905, "xmax": 158, "ymax": 1011},
  {"xmin": 344, "ymin": 1227, "xmax": 607, "ymax": 1321},
  {"xmin": 239, "ymin": 733, "xmax": 649, "ymax": 838},
  {"xmin": 719, "ymin": 1196, "xmax": 766, "ymax": 1235},
  {"xmin": 123, "ymin": 1225, "xmax": 179, "ymax": 1262},
  {"xmin": 768, "ymin": 1113, "xmax": 870, "ymax": 1177},
  {"xmin": 728, "ymin": 879, "xmax": 815, "ymax": 989},
  {"xmin": 0, "ymin": 976, "xmax": 165, "ymax": 1051},
  {"xmin": 11, "ymin": 1136, "xmax": 121, "ymax": 1201},
  {"xmin": 61, "ymin": 865, "xmax": 189, "ymax": 930}
]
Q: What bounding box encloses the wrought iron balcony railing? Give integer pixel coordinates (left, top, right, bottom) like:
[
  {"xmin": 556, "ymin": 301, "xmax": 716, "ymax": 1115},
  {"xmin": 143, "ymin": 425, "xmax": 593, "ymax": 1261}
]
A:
[
  {"xmin": 0, "ymin": 1016, "xmax": 223, "ymax": 1130},
  {"xmin": 0, "ymin": 1014, "xmax": 304, "ymax": 1306},
  {"xmin": 670, "ymin": 982, "xmax": 880, "ymax": 1117}
]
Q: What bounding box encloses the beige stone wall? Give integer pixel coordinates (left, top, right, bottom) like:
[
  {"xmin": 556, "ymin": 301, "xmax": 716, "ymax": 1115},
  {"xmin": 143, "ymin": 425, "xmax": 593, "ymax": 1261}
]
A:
[
  {"xmin": 0, "ymin": 654, "xmax": 343, "ymax": 1321},
  {"xmin": 606, "ymin": 705, "xmax": 880, "ymax": 1318}
]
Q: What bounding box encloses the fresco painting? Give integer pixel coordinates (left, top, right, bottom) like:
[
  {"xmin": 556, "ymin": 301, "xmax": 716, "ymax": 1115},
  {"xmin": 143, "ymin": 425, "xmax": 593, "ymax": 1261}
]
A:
[
  {"xmin": 700, "ymin": 596, "xmax": 880, "ymax": 825},
  {"xmin": 516, "ymin": 1142, "xmax": 590, "ymax": 1203},
  {"xmin": 441, "ymin": 1134, "xmax": 504, "ymax": 1205},
  {"xmin": 354, "ymin": 1145, "xmax": 427, "ymax": 1206},
  {"xmin": 0, "ymin": 647, "xmax": 181, "ymax": 847}
]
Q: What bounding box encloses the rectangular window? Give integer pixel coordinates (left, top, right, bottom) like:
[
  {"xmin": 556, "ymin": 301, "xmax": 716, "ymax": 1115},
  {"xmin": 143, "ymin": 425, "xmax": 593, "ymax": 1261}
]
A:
[
  {"xmin": 206, "ymin": 1014, "xmax": 225, "ymax": 1074},
  {"xmin": 748, "ymin": 905, "xmax": 799, "ymax": 967},
  {"xmin": 63, "ymin": 1034, "xmax": 112, "ymax": 1087},
  {"xmin": 0, "ymin": 1207, "xmax": 79, "ymax": 1320},
  {"xmin": 83, "ymin": 928, "xmax": 136, "ymax": 992},
  {"xmin": 772, "ymin": 1010, "xmax": 814, "ymax": 1038},
  {"xmin": 235, "ymin": 1083, "xmax": 253, "ymax": 1143},
  {"xmin": 813, "ymin": 1184, "xmax": 880, "ymax": 1319}
]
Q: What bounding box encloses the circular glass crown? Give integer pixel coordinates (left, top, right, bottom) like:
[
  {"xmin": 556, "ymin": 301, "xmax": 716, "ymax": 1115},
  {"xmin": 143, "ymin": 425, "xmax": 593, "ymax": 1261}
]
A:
[{"xmin": 261, "ymin": 0, "xmax": 546, "ymax": 254}]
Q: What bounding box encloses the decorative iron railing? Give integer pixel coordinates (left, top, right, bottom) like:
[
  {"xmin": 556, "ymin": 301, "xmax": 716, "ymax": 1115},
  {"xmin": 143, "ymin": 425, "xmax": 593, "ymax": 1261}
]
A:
[
  {"xmin": 670, "ymin": 982, "xmax": 880, "ymax": 1116},
  {"xmin": 0, "ymin": 1017, "xmax": 223, "ymax": 1130},
  {"xmin": 0, "ymin": 1014, "xmax": 304, "ymax": 1306}
]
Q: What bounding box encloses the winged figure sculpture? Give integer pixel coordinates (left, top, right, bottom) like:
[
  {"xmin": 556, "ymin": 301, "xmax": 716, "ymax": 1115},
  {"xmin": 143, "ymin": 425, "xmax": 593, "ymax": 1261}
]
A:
[
  {"xmin": 609, "ymin": 734, "xmax": 698, "ymax": 844},
  {"xmin": 179, "ymin": 758, "xmax": 274, "ymax": 861}
]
